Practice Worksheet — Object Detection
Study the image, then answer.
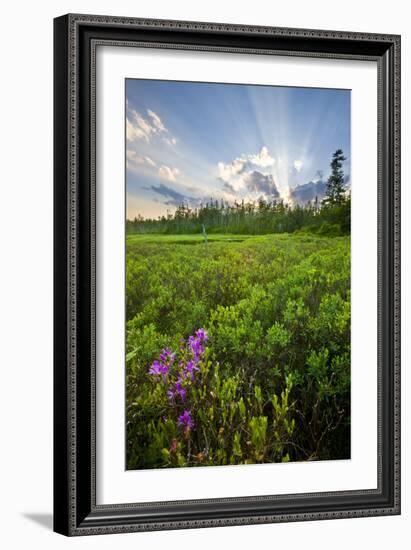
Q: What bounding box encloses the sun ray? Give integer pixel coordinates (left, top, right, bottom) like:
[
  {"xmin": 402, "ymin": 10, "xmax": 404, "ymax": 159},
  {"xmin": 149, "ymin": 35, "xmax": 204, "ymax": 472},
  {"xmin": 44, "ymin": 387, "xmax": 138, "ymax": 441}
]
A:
[{"xmin": 125, "ymin": 79, "xmax": 350, "ymax": 219}]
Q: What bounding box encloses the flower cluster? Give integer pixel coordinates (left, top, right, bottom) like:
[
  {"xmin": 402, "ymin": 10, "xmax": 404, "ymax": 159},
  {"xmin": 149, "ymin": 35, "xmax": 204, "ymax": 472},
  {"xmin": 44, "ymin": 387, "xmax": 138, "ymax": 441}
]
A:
[
  {"xmin": 148, "ymin": 348, "xmax": 175, "ymax": 380},
  {"xmin": 177, "ymin": 410, "xmax": 194, "ymax": 433},
  {"xmin": 188, "ymin": 328, "xmax": 208, "ymax": 362},
  {"xmin": 148, "ymin": 329, "xmax": 208, "ymax": 435},
  {"xmin": 167, "ymin": 379, "xmax": 186, "ymax": 402}
]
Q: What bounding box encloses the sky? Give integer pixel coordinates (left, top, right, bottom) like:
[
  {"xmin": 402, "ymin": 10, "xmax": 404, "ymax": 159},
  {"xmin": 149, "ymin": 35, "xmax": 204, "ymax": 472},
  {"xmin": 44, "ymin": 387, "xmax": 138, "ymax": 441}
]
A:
[{"xmin": 126, "ymin": 79, "xmax": 350, "ymax": 220}]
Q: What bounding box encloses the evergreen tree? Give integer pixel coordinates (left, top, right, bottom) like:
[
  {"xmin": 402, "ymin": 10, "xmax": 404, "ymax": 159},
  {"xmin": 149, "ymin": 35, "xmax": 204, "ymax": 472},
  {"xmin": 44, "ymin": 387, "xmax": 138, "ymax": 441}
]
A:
[{"xmin": 322, "ymin": 149, "xmax": 347, "ymax": 206}]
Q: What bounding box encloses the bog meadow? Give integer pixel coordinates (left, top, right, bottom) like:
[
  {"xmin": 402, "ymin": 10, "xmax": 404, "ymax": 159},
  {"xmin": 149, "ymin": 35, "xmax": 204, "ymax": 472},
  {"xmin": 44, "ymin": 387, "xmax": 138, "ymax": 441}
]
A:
[{"xmin": 125, "ymin": 80, "xmax": 351, "ymax": 470}]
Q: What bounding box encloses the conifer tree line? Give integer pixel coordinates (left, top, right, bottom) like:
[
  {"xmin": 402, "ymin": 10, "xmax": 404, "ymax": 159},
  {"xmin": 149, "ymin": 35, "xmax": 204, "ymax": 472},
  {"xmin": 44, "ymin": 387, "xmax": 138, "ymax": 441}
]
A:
[{"xmin": 127, "ymin": 149, "xmax": 350, "ymax": 236}]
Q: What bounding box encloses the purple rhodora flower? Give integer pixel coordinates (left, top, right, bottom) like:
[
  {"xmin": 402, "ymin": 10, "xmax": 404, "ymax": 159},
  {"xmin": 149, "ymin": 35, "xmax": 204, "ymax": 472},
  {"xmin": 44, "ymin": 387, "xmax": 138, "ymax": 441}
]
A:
[
  {"xmin": 195, "ymin": 328, "xmax": 208, "ymax": 342},
  {"xmin": 188, "ymin": 335, "xmax": 204, "ymax": 362},
  {"xmin": 159, "ymin": 348, "xmax": 170, "ymax": 362},
  {"xmin": 177, "ymin": 410, "xmax": 194, "ymax": 433},
  {"xmin": 167, "ymin": 379, "xmax": 186, "ymax": 402},
  {"xmin": 148, "ymin": 360, "xmax": 169, "ymax": 380},
  {"xmin": 159, "ymin": 348, "xmax": 175, "ymax": 365},
  {"xmin": 160, "ymin": 363, "xmax": 169, "ymax": 377},
  {"xmin": 184, "ymin": 360, "xmax": 199, "ymax": 380},
  {"xmin": 148, "ymin": 360, "xmax": 162, "ymax": 376},
  {"xmin": 174, "ymin": 379, "xmax": 186, "ymax": 401}
]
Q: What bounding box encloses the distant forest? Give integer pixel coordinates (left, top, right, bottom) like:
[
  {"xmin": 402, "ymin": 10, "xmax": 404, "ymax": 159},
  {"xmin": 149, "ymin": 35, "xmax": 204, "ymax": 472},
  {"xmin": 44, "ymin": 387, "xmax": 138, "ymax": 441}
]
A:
[{"xmin": 127, "ymin": 149, "xmax": 350, "ymax": 237}]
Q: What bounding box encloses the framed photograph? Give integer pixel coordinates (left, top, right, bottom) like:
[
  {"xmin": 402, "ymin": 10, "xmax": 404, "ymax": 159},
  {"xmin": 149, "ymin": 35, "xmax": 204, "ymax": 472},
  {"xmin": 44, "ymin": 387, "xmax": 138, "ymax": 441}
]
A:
[{"xmin": 53, "ymin": 14, "xmax": 401, "ymax": 536}]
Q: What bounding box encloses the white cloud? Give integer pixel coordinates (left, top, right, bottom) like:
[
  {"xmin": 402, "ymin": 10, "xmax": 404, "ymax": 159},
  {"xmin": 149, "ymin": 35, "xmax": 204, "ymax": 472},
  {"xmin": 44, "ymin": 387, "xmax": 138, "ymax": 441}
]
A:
[
  {"xmin": 144, "ymin": 156, "xmax": 156, "ymax": 167},
  {"xmin": 147, "ymin": 109, "xmax": 166, "ymax": 132},
  {"xmin": 218, "ymin": 147, "xmax": 276, "ymax": 187},
  {"xmin": 158, "ymin": 165, "xmax": 180, "ymax": 182},
  {"xmin": 163, "ymin": 136, "xmax": 177, "ymax": 146},
  {"xmin": 217, "ymin": 158, "xmax": 246, "ymax": 190},
  {"xmin": 126, "ymin": 150, "xmax": 145, "ymax": 170},
  {"xmin": 127, "ymin": 150, "xmax": 157, "ymax": 172},
  {"xmin": 218, "ymin": 147, "xmax": 310, "ymax": 201},
  {"xmin": 126, "ymin": 107, "xmax": 174, "ymax": 144},
  {"xmin": 293, "ymin": 159, "xmax": 303, "ymax": 172},
  {"xmin": 248, "ymin": 146, "xmax": 276, "ymax": 168},
  {"xmin": 218, "ymin": 147, "xmax": 278, "ymax": 194},
  {"xmin": 126, "ymin": 118, "xmax": 148, "ymax": 142}
]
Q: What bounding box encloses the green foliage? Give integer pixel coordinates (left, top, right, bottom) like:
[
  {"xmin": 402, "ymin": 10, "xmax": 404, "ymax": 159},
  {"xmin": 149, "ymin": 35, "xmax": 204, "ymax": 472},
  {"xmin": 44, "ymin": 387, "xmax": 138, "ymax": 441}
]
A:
[
  {"xmin": 126, "ymin": 233, "xmax": 351, "ymax": 469},
  {"xmin": 126, "ymin": 196, "xmax": 350, "ymax": 236}
]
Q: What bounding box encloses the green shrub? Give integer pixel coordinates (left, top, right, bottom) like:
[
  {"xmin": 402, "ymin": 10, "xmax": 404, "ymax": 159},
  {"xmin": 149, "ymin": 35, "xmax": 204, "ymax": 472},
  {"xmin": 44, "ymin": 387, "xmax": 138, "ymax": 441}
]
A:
[{"xmin": 126, "ymin": 233, "xmax": 351, "ymax": 468}]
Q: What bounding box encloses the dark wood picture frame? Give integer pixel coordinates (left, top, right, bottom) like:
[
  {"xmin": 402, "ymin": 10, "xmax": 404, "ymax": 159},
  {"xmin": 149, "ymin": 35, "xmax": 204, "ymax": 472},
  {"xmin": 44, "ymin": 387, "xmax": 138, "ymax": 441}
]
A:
[{"xmin": 53, "ymin": 13, "xmax": 401, "ymax": 536}]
